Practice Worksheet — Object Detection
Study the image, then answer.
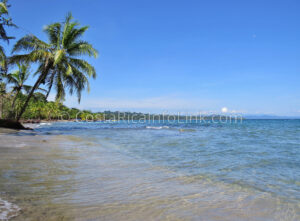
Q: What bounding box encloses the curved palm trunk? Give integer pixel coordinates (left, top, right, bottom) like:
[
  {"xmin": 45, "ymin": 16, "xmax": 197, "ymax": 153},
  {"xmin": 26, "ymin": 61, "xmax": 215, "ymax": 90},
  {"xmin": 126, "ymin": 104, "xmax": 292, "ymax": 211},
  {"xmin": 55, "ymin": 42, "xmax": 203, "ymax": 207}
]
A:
[
  {"xmin": 16, "ymin": 62, "xmax": 50, "ymax": 121},
  {"xmin": 45, "ymin": 83, "xmax": 53, "ymax": 100},
  {"xmin": 16, "ymin": 75, "xmax": 44, "ymax": 121}
]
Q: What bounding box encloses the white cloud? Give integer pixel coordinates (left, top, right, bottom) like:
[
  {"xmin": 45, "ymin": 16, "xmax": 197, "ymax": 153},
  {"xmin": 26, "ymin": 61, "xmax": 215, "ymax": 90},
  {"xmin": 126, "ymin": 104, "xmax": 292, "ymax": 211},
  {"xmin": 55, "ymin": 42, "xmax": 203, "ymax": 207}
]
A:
[{"xmin": 221, "ymin": 107, "xmax": 228, "ymax": 113}]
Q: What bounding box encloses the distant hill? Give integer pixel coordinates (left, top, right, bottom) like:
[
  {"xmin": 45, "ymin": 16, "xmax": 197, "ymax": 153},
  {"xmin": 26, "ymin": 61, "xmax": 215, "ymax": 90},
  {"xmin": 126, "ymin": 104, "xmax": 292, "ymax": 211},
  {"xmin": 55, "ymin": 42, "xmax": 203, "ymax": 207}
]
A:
[{"xmin": 244, "ymin": 115, "xmax": 300, "ymax": 119}]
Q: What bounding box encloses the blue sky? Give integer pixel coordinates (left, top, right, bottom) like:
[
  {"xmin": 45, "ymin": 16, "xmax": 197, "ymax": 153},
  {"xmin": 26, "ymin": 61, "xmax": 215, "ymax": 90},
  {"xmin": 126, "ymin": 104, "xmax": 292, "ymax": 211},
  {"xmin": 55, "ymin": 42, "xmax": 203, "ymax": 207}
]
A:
[{"xmin": 4, "ymin": 0, "xmax": 300, "ymax": 115}]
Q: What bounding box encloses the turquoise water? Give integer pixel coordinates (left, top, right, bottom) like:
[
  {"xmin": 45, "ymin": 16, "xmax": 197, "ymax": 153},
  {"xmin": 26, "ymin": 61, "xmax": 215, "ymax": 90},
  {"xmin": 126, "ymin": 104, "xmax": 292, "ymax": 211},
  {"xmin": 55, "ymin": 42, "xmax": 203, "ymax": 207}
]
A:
[
  {"xmin": 0, "ymin": 119, "xmax": 299, "ymax": 220},
  {"xmin": 35, "ymin": 119, "xmax": 300, "ymax": 203}
]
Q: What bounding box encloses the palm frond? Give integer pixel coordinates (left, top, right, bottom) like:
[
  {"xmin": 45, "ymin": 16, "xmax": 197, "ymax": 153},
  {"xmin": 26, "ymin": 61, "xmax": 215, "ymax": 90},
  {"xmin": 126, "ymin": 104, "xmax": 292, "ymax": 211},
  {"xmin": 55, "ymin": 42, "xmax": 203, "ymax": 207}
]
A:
[
  {"xmin": 6, "ymin": 71, "xmax": 19, "ymax": 85},
  {"xmin": 69, "ymin": 58, "xmax": 96, "ymax": 78},
  {"xmin": 68, "ymin": 64, "xmax": 90, "ymax": 102},
  {"xmin": 54, "ymin": 71, "xmax": 65, "ymax": 101},
  {"xmin": 0, "ymin": 45, "xmax": 6, "ymax": 69},
  {"xmin": 0, "ymin": 2, "xmax": 8, "ymax": 15},
  {"xmin": 12, "ymin": 35, "xmax": 50, "ymax": 54},
  {"xmin": 63, "ymin": 26, "xmax": 88, "ymax": 48},
  {"xmin": 44, "ymin": 22, "xmax": 61, "ymax": 47},
  {"xmin": 22, "ymin": 84, "xmax": 32, "ymax": 94},
  {"xmin": 36, "ymin": 87, "xmax": 47, "ymax": 93},
  {"xmin": 67, "ymin": 41, "xmax": 98, "ymax": 58}
]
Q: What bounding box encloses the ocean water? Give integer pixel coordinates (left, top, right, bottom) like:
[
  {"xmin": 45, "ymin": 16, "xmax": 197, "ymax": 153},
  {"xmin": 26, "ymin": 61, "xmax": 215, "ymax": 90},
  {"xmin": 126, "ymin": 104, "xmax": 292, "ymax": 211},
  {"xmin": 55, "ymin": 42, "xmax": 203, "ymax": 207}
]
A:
[{"xmin": 0, "ymin": 120, "xmax": 299, "ymax": 220}]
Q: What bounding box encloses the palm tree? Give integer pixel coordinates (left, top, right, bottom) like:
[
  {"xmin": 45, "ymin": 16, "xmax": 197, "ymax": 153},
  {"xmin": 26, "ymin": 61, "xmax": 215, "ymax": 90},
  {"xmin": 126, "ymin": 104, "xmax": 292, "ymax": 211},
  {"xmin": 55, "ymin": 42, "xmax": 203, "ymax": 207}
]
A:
[
  {"xmin": 10, "ymin": 12, "xmax": 98, "ymax": 121},
  {"xmin": 0, "ymin": 0, "xmax": 15, "ymax": 41},
  {"xmin": 6, "ymin": 62, "xmax": 32, "ymax": 109},
  {"xmin": 0, "ymin": 1, "xmax": 8, "ymax": 80},
  {"xmin": 5, "ymin": 63, "xmax": 47, "ymax": 119},
  {"xmin": 0, "ymin": 0, "xmax": 16, "ymax": 77},
  {"xmin": 0, "ymin": 0, "xmax": 8, "ymax": 71}
]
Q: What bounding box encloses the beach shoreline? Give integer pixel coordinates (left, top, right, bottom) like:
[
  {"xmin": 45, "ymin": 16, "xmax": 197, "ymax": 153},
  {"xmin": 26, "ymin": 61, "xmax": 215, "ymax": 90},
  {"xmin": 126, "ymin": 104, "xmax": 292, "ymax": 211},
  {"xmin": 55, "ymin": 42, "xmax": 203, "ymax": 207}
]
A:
[{"xmin": 1, "ymin": 121, "xmax": 300, "ymax": 220}]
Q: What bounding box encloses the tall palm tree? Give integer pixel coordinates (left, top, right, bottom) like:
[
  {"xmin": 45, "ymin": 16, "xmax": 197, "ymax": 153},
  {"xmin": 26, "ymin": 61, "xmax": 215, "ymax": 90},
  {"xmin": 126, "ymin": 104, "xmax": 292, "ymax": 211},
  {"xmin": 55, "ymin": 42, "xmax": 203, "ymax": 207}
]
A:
[{"xmin": 10, "ymin": 13, "xmax": 98, "ymax": 121}]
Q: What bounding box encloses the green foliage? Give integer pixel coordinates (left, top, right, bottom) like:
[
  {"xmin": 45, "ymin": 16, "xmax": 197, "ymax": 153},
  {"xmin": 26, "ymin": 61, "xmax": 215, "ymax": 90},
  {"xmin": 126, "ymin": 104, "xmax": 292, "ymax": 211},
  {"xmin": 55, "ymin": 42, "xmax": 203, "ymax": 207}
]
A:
[
  {"xmin": 1, "ymin": 89, "xmax": 101, "ymax": 121},
  {"xmin": 0, "ymin": 0, "xmax": 16, "ymax": 42},
  {"xmin": 1, "ymin": 91, "xmax": 75, "ymax": 120},
  {"xmin": 1, "ymin": 2, "xmax": 98, "ymax": 121},
  {"xmin": 10, "ymin": 12, "xmax": 98, "ymax": 120},
  {"xmin": 0, "ymin": 0, "xmax": 16, "ymax": 77},
  {"xmin": 11, "ymin": 13, "xmax": 98, "ymax": 103}
]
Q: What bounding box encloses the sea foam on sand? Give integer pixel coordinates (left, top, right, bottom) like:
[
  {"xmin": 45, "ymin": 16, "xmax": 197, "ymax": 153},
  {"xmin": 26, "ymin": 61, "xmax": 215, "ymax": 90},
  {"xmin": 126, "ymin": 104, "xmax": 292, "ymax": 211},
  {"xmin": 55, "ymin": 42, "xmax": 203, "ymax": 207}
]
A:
[{"xmin": 0, "ymin": 198, "xmax": 20, "ymax": 220}]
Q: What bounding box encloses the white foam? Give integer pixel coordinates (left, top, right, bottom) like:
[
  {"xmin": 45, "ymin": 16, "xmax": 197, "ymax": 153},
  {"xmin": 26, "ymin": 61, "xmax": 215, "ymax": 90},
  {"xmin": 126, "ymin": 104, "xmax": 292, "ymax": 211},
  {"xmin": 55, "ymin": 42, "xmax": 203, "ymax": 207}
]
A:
[
  {"xmin": 0, "ymin": 198, "xmax": 20, "ymax": 220},
  {"xmin": 40, "ymin": 123, "xmax": 52, "ymax": 126},
  {"xmin": 15, "ymin": 143, "xmax": 26, "ymax": 148},
  {"xmin": 146, "ymin": 126, "xmax": 169, "ymax": 130}
]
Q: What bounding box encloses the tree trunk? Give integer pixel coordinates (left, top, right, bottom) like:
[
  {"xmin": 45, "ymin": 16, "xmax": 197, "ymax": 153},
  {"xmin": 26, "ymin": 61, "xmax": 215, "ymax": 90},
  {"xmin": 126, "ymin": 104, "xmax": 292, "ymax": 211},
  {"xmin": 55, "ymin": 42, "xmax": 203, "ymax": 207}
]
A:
[
  {"xmin": 15, "ymin": 75, "xmax": 44, "ymax": 121},
  {"xmin": 16, "ymin": 60, "xmax": 50, "ymax": 121},
  {"xmin": 45, "ymin": 83, "xmax": 53, "ymax": 100}
]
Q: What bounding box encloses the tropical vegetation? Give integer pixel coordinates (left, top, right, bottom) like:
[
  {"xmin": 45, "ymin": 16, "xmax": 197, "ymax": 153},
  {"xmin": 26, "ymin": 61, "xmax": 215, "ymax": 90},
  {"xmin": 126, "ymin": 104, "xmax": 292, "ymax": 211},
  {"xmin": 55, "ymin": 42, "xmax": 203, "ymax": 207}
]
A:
[
  {"xmin": 0, "ymin": 0, "xmax": 99, "ymax": 122},
  {"xmin": 0, "ymin": 1, "xmax": 208, "ymax": 123}
]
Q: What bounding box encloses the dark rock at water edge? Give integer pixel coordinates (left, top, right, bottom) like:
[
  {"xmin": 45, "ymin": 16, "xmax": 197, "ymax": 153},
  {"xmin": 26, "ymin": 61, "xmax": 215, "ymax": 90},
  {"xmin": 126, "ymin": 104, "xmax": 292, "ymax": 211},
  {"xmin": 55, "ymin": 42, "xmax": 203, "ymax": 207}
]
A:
[{"xmin": 0, "ymin": 119, "xmax": 33, "ymax": 130}]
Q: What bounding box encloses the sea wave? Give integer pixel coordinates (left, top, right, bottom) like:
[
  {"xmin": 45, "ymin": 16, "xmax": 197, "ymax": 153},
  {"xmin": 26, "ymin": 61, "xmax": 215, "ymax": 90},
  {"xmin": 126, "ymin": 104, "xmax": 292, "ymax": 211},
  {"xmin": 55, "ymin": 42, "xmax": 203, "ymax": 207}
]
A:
[
  {"xmin": 146, "ymin": 126, "xmax": 170, "ymax": 130},
  {"xmin": 15, "ymin": 143, "xmax": 26, "ymax": 148},
  {"xmin": 0, "ymin": 198, "xmax": 20, "ymax": 220},
  {"xmin": 40, "ymin": 123, "xmax": 52, "ymax": 126}
]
